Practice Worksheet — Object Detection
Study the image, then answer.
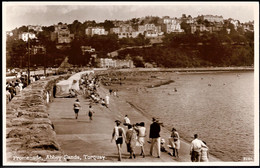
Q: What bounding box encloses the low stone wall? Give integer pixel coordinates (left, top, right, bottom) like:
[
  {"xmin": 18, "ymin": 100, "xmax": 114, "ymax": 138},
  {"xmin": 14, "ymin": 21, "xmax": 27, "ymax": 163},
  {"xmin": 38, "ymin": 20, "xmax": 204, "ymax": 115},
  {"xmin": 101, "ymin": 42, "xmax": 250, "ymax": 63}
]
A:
[{"xmin": 5, "ymin": 75, "xmax": 70, "ymax": 163}]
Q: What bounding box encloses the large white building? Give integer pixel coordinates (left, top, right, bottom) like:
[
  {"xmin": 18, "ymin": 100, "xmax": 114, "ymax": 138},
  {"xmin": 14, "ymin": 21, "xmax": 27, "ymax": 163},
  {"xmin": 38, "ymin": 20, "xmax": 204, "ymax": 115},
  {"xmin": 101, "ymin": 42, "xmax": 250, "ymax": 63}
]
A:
[
  {"xmin": 18, "ymin": 32, "xmax": 37, "ymax": 42},
  {"xmin": 86, "ymin": 27, "xmax": 108, "ymax": 36},
  {"xmin": 200, "ymin": 15, "xmax": 224, "ymax": 23},
  {"xmin": 99, "ymin": 58, "xmax": 134, "ymax": 68},
  {"xmin": 162, "ymin": 22, "xmax": 184, "ymax": 34}
]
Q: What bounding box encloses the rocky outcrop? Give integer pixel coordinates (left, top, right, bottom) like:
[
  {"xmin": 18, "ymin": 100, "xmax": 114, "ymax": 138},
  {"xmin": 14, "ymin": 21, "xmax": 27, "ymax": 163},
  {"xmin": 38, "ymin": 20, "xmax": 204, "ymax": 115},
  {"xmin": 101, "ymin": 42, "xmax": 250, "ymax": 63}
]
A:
[{"xmin": 5, "ymin": 75, "xmax": 70, "ymax": 163}]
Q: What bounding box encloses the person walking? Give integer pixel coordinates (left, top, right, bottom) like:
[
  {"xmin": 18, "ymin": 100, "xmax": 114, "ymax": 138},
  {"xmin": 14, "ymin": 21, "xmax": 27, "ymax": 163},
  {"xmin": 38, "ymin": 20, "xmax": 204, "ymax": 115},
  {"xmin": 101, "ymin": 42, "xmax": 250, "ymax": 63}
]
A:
[
  {"xmin": 190, "ymin": 134, "xmax": 208, "ymax": 162},
  {"xmin": 88, "ymin": 105, "xmax": 95, "ymax": 121},
  {"xmin": 168, "ymin": 128, "xmax": 180, "ymax": 158},
  {"xmin": 149, "ymin": 117, "xmax": 161, "ymax": 158},
  {"xmin": 123, "ymin": 115, "xmax": 131, "ymax": 126},
  {"xmin": 200, "ymin": 141, "xmax": 209, "ymax": 162},
  {"xmin": 134, "ymin": 122, "xmax": 146, "ymax": 158},
  {"xmin": 73, "ymin": 99, "xmax": 81, "ymax": 119},
  {"xmin": 105, "ymin": 94, "xmax": 110, "ymax": 107},
  {"xmin": 111, "ymin": 120, "xmax": 126, "ymax": 161},
  {"xmin": 125, "ymin": 124, "xmax": 137, "ymax": 159}
]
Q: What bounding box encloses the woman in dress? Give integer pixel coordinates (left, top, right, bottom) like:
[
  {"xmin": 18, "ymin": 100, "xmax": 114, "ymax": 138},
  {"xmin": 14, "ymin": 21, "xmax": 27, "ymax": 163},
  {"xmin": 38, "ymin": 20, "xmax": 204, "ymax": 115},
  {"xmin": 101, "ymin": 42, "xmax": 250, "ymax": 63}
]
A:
[
  {"xmin": 169, "ymin": 127, "xmax": 180, "ymax": 157},
  {"xmin": 134, "ymin": 122, "xmax": 146, "ymax": 158},
  {"xmin": 200, "ymin": 141, "xmax": 209, "ymax": 162}
]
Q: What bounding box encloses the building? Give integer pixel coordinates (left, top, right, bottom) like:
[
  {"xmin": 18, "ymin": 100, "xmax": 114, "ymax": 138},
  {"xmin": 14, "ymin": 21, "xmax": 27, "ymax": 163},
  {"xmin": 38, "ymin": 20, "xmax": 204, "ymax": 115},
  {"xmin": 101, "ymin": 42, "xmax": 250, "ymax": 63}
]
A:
[
  {"xmin": 190, "ymin": 24, "xmax": 209, "ymax": 34},
  {"xmin": 145, "ymin": 31, "xmax": 159, "ymax": 38},
  {"xmin": 28, "ymin": 25, "xmax": 43, "ymax": 32},
  {"xmin": 6, "ymin": 31, "xmax": 13, "ymax": 37},
  {"xmin": 31, "ymin": 45, "xmax": 46, "ymax": 55},
  {"xmin": 110, "ymin": 27, "xmax": 121, "ymax": 34},
  {"xmin": 137, "ymin": 24, "xmax": 162, "ymax": 38},
  {"xmin": 50, "ymin": 32, "xmax": 57, "ymax": 42},
  {"xmin": 200, "ymin": 15, "xmax": 224, "ymax": 23},
  {"xmin": 107, "ymin": 51, "xmax": 119, "ymax": 57},
  {"xmin": 54, "ymin": 23, "xmax": 74, "ymax": 44},
  {"xmin": 85, "ymin": 27, "xmax": 108, "ymax": 36},
  {"xmin": 138, "ymin": 25, "xmax": 146, "ymax": 32},
  {"xmin": 99, "ymin": 58, "xmax": 134, "ymax": 68},
  {"xmin": 81, "ymin": 46, "xmax": 95, "ymax": 55},
  {"xmin": 186, "ymin": 16, "xmax": 195, "ymax": 24},
  {"xmin": 229, "ymin": 19, "xmax": 240, "ymax": 30},
  {"xmin": 162, "ymin": 22, "xmax": 184, "ymax": 34},
  {"xmin": 110, "ymin": 24, "xmax": 142, "ymax": 38},
  {"xmin": 18, "ymin": 32, "xmax": 37, "ymax": 42},
  {"xmin": 99, "ymin": 58, "xmax": 116, "ymax": 68},
  {"xmin": 242, "ymin": 21, "xmax": 254, "ymax": 32}
]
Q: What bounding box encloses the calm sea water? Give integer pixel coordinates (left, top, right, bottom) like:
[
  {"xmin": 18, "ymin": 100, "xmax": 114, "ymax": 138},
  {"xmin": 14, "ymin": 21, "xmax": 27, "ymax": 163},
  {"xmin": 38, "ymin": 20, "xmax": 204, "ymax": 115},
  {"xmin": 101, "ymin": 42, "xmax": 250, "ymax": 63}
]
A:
[{"xmin": 120, "ymin": 71, "xmax": 254, "ymax": 161}]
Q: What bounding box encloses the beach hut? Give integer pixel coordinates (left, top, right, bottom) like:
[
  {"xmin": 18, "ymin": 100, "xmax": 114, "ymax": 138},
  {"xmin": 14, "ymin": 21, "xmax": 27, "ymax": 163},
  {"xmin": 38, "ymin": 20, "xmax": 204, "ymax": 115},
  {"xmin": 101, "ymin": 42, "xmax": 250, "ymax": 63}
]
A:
[{"xmin": 55, "ymin": 80, "xmax": 72, "ymax": 98}]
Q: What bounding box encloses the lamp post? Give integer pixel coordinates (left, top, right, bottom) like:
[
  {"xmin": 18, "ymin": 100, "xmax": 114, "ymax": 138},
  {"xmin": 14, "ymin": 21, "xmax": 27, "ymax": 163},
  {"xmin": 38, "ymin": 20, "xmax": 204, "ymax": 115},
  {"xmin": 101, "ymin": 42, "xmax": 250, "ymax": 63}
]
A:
[
  {"xmin": 44, "ymin": 47, "xmax": 46, "ymax": 76},
  {"xmin": 27, "ymin": 31, "xmax": 30, "ymax": 85}
]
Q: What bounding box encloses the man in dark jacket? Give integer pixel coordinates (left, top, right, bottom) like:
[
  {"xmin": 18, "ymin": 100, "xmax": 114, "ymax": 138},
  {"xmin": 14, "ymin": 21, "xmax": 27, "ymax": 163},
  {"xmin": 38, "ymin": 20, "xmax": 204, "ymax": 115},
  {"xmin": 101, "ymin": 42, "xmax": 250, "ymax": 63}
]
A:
[{"xmin": 149, "ymin": 117, "xmax": 161, "ymax": 158}]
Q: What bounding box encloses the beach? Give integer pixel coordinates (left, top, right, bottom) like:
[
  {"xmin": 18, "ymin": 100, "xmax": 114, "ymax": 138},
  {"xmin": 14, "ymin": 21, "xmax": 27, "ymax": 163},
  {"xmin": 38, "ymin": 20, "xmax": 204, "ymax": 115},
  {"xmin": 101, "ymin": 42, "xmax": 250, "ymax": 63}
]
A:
[{"xmin": 99, "ymin": 69, "xmax": 254, "ymax": 161}]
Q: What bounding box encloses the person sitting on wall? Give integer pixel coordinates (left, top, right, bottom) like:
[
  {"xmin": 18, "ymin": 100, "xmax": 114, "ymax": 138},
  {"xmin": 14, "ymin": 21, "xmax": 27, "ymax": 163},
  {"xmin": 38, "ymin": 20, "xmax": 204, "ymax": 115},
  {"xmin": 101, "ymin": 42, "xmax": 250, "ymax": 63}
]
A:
[{"xmin": 68, "ymin": 89, "xmax": 77, "ymax": 98}]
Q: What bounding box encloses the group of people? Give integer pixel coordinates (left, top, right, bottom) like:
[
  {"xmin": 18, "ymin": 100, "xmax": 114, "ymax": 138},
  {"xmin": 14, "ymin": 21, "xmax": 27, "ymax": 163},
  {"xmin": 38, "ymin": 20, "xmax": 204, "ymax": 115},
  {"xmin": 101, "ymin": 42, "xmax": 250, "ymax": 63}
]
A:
[
  {"xmin": 6, "ymin": 75, "xmax": 30, "ymax": 103},
  {"xmin": 111, "ymin": 116, "xmax": 209, "ymax": 162},
  {"xmin": 109, "ymin": 88, "xmax": 119, "ymax": 97},
  {"xmin": 80, "ymin": 74, "xmax": 110, "ymax": 108},
  {"xmin": 111, "ymin": 115, "xmax": 146, "ymax": 161},
  {"xmin": 111, "ymin": 116, "xmax": 180, "ymax": 161},
  {"xmin": 72, "ymin": 98, "xmax": 95, "ymax": 121},
  {"xmin": 6, "ymin": 74, "xmax": 47, "ymax": 103},
  {"xmin": 190, "ymin": 134, "xmax": 209, "ymax": 162}
]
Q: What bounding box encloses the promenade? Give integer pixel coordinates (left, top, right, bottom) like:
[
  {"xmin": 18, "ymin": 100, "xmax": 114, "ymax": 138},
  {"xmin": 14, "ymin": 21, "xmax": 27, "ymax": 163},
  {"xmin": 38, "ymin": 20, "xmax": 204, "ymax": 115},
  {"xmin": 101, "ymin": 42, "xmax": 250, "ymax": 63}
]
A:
[{"xmin": 48, "ymin": 85, "xmax": 221, "ymax": 163}]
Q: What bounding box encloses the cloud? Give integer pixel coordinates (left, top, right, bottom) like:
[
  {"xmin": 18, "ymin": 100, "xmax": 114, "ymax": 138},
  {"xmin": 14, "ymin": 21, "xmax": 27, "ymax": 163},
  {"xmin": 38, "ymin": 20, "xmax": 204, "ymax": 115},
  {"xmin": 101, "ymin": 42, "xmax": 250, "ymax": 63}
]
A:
[
  {"xmin": 57, "ymin": 6, "xmax": 84, "ymax": 14},
  {"xmin": 7, "ymin": 5, "xmax": 48, "ymax": 16}
]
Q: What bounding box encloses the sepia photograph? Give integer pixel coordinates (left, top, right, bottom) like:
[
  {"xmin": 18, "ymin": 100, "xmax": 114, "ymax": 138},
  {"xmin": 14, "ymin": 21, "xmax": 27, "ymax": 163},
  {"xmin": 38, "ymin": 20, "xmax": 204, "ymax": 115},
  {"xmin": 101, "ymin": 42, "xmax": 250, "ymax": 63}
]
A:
[{"xmin": 2, "ymin": 1, "xmax": 259, "ymax": 166}]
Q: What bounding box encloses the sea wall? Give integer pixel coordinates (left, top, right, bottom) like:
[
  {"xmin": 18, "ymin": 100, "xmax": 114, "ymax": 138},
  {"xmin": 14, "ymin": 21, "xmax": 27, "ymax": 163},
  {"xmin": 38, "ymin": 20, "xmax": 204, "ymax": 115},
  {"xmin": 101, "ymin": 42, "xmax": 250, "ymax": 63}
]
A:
[{"xmin": 5, "ymin": 75, "xmax": 70, "ymax": 163}]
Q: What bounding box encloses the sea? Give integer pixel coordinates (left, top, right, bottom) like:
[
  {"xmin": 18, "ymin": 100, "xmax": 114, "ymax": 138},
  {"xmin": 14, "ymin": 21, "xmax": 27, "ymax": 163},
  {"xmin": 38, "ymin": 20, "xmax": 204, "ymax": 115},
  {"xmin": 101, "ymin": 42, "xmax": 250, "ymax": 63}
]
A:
[{"xmin": 119, "ymin": 71, "xmax": 255, "ymax": 161}]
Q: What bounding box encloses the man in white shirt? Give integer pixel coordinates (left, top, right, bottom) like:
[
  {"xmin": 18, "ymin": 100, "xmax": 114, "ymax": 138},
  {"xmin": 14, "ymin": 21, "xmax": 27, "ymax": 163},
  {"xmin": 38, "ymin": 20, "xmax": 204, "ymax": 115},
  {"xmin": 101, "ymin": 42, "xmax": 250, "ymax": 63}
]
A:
[
  {"xmin": 190, "ymin": 134, "xmax": 208, "ymax": 162},
  {"xmin": 123, "ymin": 115, "xmax": 131, "ymax": 126}
]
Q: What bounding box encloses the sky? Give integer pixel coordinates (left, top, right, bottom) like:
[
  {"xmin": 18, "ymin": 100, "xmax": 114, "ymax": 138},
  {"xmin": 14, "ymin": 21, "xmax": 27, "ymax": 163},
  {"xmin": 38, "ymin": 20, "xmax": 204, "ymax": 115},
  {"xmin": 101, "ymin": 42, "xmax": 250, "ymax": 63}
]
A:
[{"xmin": 3, "ymin": 2, "xmax": 258, "ymax": 31}]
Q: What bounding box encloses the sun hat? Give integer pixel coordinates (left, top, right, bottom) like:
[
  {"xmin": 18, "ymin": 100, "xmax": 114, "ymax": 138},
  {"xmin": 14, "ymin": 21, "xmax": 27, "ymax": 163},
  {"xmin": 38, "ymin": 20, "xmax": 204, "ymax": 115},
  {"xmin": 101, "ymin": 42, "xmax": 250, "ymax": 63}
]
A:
[{"xmin": 115, "ymin": 120, "xmax": 121, "ymax": 123}]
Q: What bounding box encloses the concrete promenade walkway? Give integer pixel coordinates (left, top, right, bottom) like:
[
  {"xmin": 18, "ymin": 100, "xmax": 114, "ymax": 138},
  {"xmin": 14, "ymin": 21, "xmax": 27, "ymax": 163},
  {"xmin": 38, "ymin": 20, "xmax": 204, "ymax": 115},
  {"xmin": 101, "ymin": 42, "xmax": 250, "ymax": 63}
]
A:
[{"xmin": 48, "ymin": 86, "xmax": 221, "ymax": 163}]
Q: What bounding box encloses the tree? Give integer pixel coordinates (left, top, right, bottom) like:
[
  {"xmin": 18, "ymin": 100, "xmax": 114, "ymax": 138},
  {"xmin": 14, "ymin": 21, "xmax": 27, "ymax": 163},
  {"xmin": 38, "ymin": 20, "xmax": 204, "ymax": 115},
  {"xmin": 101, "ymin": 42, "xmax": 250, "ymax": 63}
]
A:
[
  {"xmin": 180, "ymin": 21, "xmax": 191, "ymax": 34},
  {"xmin": 8, "ymin": 39, "xmax": 27, "ymax": 68},
  {"xmin": 133, "ymin": 56, "xmax": 144, "ymax": 67},
  {"xmin": 204, "ymin": 19, "xmax": 210, "ymax": 27},
  {"xmin": 68, "ymin": 40, "xmax": 82, "ymax": 66},
  {"xmin": 103, "ymin": 20, "xmax": 115, "ymax": 31}
]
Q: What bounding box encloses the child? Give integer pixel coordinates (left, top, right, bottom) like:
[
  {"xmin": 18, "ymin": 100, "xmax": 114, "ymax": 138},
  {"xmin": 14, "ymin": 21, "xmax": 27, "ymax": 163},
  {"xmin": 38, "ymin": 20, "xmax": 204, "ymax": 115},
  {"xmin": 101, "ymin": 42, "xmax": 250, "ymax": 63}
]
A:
[
  {"xmin": 160, "ymin": 138, "xmax": 167, "ymax": 152},
  {"xmin": 200, "ymin": 141, "xmax": 209, "ymax": 162},
  {"xmin": 88, "ymin": 105, "xmax": 95, "ymax": 121}
]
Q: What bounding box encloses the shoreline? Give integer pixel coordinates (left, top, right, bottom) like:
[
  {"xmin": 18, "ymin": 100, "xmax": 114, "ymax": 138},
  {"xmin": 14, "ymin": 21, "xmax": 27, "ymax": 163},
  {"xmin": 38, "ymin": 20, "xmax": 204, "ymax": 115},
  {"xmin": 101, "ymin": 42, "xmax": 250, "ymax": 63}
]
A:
[{"xmin": 112, "ymin": 66, "xmax": 254, "ymax": 73}]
